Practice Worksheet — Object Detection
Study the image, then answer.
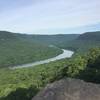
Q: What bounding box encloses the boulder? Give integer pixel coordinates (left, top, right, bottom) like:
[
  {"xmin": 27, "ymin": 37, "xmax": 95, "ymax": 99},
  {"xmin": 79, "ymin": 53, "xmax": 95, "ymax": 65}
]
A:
[{"xmin": 32, "ymin": 78, "xmax": 100, "ymax": 100}]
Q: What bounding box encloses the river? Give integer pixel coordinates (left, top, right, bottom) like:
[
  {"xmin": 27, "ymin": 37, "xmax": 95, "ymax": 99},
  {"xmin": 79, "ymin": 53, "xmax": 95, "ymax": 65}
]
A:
[{"xmin": 11, "ymin": 49, "xmax": 74, "ymax": 69}]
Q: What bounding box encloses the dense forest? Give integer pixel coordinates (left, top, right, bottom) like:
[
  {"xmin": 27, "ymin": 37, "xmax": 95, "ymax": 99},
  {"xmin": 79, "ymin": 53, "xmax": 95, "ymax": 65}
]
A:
[
  {"xmin": 0, "ymin": 31, "xmax": 100, "ymax": 100},
  {"xmin": 28, "ymin": 31, "xmax": 100, "ymax": 53},
  {"xmin": 0, "ymin": 47, "xmax": 100, "ymax": 100},
  {"xmin": 65, "ymin": 31, "xmax": 100, "ymax": 53},
  {"xmin": 0, "ymin": 31, "xmax": 62, "ymax": 68}
]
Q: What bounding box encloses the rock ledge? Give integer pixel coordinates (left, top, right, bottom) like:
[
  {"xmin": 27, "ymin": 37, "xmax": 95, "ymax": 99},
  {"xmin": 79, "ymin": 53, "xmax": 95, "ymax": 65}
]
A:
[{"xmin": 32, "ymin": 78, "xmax": 100, "ymax": 100}]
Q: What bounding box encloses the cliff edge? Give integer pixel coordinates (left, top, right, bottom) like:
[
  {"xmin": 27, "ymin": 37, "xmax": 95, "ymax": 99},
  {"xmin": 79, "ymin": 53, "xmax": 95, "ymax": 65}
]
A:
[{"xmin": 32, "ymin": 78, "xmax": 100, "ymax": 100}]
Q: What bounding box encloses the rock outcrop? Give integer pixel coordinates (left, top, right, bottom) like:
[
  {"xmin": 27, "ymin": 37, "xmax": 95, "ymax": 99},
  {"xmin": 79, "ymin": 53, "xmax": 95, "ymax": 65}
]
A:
[{"xmin": 32, "ymin": 78, "xmax": 100, "ymax": 100}]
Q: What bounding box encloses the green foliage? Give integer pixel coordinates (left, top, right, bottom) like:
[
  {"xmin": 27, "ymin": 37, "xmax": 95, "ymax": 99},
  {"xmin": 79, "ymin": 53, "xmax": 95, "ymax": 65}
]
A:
[
  {"xmin": 79, "ymin": 48, "xmax": 100, "ymax": 83},
  {"xmin": 0, "ymin": 59, "xmax": 69, "ymax": 99},
  {"xmin": 62, "ymin": 47, "xmax": 100, "ymax": 84},
  {"xmin": 0, "ymin": 86, "xmax": 39, "ymax": 100},
  {"xmin": 66, "ymin": 55, "xmax": 87, "ymax": 77},
  {"xmin": 87, "ymin": 48, "xmax": 100, "ymax": 67}
]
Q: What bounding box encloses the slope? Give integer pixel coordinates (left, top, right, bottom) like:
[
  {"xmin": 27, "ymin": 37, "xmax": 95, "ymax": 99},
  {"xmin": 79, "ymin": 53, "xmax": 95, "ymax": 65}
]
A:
[
  {"xmin": 65, "ymin": 31, "xmax": 100, "ymax": 53},
  {"xmin": 0, "ymin": 31, "xmax": 62, "ymax": 68}
]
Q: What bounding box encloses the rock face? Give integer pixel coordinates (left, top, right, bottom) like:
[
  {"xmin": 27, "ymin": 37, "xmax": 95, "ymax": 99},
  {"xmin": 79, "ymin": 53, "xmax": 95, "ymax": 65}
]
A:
[{"xmin": 32, "ymin": 78, "xmax": 100, "ymax": 100}]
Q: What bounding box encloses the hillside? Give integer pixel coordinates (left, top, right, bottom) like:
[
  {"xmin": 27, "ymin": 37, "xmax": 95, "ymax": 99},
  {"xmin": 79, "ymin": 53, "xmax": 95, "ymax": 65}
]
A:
[
  {"xmin": 28, "ymin": 31, "xmax": 100, "ymax": 53},
  {"xmin": 77, "ymin": 31, "xmax": 100, "ymax": 41},
  {"xmin": 27, "ymin": 34, "xmax": 79, "ymax": 48},
  {"xmin": 0, "ymin": 31, "xmax": 62, "ymax": 68},
  {"xmin": 65, "ymin": 31, "xmax": 100, "ymax": 53}
]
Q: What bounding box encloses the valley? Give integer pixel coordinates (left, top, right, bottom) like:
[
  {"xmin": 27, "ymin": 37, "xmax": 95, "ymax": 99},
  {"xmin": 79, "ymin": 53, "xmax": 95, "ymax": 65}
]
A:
[
  {"xmin": 0, "ymin": 0, "xmax": 100, "ymax": 100},
  {"xmin": 0, "ymin": 31, "xmax": 100, "ymax": 100}
]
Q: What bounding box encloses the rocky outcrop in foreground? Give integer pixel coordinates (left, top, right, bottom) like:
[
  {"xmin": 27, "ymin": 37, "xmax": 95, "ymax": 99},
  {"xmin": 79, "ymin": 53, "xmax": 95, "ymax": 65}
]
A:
[{"xmin": 32, "ymin": 78, "xmax": 100, "ymax": 100}]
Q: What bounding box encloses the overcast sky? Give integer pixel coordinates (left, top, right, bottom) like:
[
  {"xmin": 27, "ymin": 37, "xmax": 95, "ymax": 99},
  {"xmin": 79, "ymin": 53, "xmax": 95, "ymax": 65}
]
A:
[{"xmin": 0, "ymin": 0, "xmax": 100, "ymax": 34}]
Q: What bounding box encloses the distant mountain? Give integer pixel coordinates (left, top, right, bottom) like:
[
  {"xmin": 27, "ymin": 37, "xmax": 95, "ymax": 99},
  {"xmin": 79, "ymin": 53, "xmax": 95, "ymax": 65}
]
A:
[
  {"xmin": 77, "ymin": 31, "xmax": 100, "ymax": 41},
  {"xmin": 30, "ymin": 34, "xmax": 80, "ymax": 48},
  {"xmin": 65, "ymin": 31, "xmax": 100, "ymax": 53},
  {"xmin": 0, "ymin": 31, "xmax": 18, "ymax": 40},
  {"xmin": 31, "ymin": 34, "xmax": 79, "ymax": 42}
]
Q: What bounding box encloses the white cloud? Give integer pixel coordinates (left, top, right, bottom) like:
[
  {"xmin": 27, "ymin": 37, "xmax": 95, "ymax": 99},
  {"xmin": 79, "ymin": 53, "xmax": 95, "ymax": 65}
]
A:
[{"xmin": 0, "ymin": 0, "xmax": 100, "ymax": 34}]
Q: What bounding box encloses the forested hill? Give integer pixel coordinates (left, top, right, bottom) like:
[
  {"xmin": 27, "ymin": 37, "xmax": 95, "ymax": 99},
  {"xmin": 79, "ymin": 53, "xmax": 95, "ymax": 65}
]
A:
[
  {"xmin": 0, "ymin": 31, "xmax": 19, "ymax": 40},
  {"xmin": 77, "ymin": 31, "xmax": 100, "ymax": 41},
  {"xmin": 0, "ymin": 31, "xmax": 30, "ymax": 41},
  {"xmin": 0, "ymin": 30, "xmax": 100, "ymax": 67},
  {"xmin": 65, "ymin": 31, "xmax": 100, "ymax": 53},
  {"xmin": 0, "ymin": 31, "xmax": 62, "ymax": 68},
  {"xmin": 0, "ymin": 31, "xmax": 79, "ymax": 44},
  {"xmin": 29, "ymin": 34, "xmax": 79, "ymax": 45}
]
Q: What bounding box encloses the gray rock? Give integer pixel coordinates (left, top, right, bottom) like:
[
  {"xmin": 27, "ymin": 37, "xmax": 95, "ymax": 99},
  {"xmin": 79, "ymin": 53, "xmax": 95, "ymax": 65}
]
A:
[{"xmin": 32, "ymin": 78, "xmax": 100, "ymax": 100}]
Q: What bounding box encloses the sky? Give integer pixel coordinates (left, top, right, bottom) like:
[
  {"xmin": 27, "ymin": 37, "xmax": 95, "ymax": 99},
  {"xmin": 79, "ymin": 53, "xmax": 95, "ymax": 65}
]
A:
[{"xmin": 0, "ymin": 0, "xmax": 100, "ymax": 34}]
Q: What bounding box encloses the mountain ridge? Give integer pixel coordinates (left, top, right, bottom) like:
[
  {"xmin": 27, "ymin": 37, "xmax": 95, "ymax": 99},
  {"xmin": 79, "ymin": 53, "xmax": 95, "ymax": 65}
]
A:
[{"xmin": 77, "ymin": 31, "xmax": 100, "ymax": 41}]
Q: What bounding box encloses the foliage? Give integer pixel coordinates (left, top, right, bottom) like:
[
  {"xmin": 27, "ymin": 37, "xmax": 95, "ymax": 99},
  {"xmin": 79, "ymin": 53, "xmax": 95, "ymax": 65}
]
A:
[
  {"xmin": 87, "ymin": 47, "xmax": 100, "ymax": 67},
  {"xmin": 0, "ymin": 86, "xmax": 39, "ymax": 100},
  {"xmin": 63, "ymin": 47, "xmax": 100, "ymax": 84},
  {"xmin": 0, "ymin": 47, "xmax": 100, "ymax": 99},
  {"xmin": 79, "ymin": 48, "xmax": 100, "ymax": 83},
  {"xmin": 0, "ymin": 59, "xmax": 69, "ymax": 99},
  {"xmin": 66, "ymin": 55, "xmax": 87, "ymax": 77}
]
